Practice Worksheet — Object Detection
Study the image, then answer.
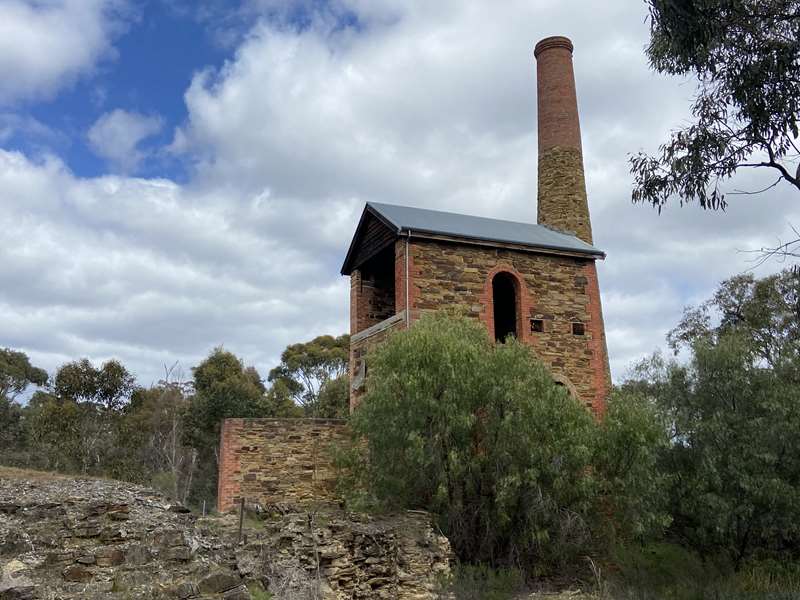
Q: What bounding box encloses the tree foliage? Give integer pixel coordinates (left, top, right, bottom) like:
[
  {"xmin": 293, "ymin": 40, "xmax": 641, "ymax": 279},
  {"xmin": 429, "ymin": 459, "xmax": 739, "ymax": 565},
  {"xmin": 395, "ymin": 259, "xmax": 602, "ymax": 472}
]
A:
[
  {"xmin": 54, "ymin": 358, "xmax": 136, "ymax": 411},
  {"xmin": 595, "ymin": 390, "xmax": 671, "ymax": 541},
  {"xmin": 0, "ymin": 348, "xmax": 47, "ymax": 401},
  {"xmin": 184, "ymin": 348, "xmax": 268, "ymax": 505},
  {"xmin": 189, "ymin": 347, "xmax": 266, "ymax": 436},
  {"xmin": 631, "ymin": 0, "xmax": 800, "ymax": 209},
  {"xmin": 342, "ymin": 314, "xmax": 665, "ymax": 573},
  {"xmin": 0, "ymin": 335, "xmax": 346, "ymax": 508},
  {"xmin": 122, "ymin": 369, "xmax": 197, "ymax": 502},
  {"xmin": 24, "ymin": 358, "xmax": 138, "ymax": 474},
  {"xmin": 624, "ymin": 269, "xmax": 800, "ymax": 566},
  {"xmin": 667, "ymin": 269, "xmax": 800, "ymax": 372},
  {"xmin": 0, "ymin": 349, "xmax": 47, "ymax": 462},
  {"xmin": 268, "ymin": 334, "xmax": 349, "ymax": 417},
  {"xmin": 316, "ymin": 375, "xmax": 350, "ymax": 419}
]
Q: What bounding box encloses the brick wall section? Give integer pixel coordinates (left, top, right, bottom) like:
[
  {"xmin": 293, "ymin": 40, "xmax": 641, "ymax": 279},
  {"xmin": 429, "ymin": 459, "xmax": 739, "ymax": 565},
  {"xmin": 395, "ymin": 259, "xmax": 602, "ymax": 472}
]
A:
[
  {"xmin": 394, "ymin": 238, "xmax": 422, "ymax": 323},
  {"xmin": 407, "ymin": 238, "xmax": 610, "ymax": 413},
  {"xmin": 584, "ymin": 261, "xmax": 611, "ymax": 416},
  {"xmin": 217, "ymin": 418, "xmax": 241, "ymax": 513},
  {"xmin": 350, "ymin": 269, "xmax": 395, "ymax": 335},
  {"xmin": 535, "ymin": 37, "xmax": 582, "ymax": 151},
  {"xmin": 217, "ymin": 418, "xmax": 350, "ymax": 513},
  {"xmin": 349, "ymin": 270, "xmax": 362, "ymax": 336},
  {"xmin": 395, "ymin": 239, "xmax": 408, "ymax": 314}
]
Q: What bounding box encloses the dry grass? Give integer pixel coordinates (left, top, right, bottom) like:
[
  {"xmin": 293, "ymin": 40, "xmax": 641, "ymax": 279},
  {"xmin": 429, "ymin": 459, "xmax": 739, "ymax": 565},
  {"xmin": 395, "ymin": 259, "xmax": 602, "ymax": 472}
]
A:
[
  {"xmin": 522, "ymin": 594, "xmax": 597, "ymax": 600},
  {"xmin": 0, "ymin": 465, "xmax": 76, "ymax": 481}
]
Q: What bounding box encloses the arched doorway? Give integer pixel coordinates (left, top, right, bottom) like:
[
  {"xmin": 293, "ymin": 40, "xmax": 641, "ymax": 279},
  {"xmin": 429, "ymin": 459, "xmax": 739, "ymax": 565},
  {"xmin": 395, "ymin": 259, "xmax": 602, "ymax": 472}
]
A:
[{"xmin": 492, "ymin": 272, "xmax": 518, "ymax": 342}]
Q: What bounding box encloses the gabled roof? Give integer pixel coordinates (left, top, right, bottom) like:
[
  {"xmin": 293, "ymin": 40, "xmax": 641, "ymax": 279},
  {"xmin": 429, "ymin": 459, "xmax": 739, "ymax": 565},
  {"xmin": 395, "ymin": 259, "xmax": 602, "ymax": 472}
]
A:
[{"xmin": 341, "ymin": 202, "xmax": 604, "ymax": 275}]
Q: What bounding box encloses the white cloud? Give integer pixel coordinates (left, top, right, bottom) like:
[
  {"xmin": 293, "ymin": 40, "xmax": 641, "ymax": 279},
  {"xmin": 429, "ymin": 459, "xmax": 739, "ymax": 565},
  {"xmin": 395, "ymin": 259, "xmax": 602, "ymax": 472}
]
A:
[
  {"xmin": 88, "ymin": 109, "xmax": 163, "ymax": 173},
  {"xmin": 0, "ymin": 149, "xmax": 349, "ymax": 384},
  {"xmin": 0, "ymin": 113, "xmax": 62, "ymax": 146},
  {"xmin": 1, "ymin": 0, "xmax": 799, "ymax": 385},
  {"xmin": 0, "ymin": 0, "xmax": 127, "ymax": 104}
]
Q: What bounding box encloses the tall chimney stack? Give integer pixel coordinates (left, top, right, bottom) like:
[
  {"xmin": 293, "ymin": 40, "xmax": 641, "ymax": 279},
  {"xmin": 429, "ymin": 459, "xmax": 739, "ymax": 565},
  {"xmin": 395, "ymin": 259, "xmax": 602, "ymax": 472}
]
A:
[{"xmin": 534, "ymin": 36, "xmax": 593, "ymax": 244}]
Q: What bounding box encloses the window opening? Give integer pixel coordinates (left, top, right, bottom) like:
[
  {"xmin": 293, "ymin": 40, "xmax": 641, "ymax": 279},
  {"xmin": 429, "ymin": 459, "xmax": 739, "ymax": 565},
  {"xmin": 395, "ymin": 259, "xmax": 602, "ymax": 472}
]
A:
[
  {"xmin": 492, "ymin": 272, "xmax": 518, "ymax": 342},
  {"xmin": 358, "ymin": 246, "xmax": 396, "ymax": 329}
]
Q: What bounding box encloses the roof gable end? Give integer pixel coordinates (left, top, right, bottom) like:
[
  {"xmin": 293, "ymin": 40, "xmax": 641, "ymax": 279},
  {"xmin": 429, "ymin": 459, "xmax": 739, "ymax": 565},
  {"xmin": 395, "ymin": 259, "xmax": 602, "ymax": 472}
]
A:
[{"xmin": 340, "ymin": 205, "xmax": 399, "ymax": 275}]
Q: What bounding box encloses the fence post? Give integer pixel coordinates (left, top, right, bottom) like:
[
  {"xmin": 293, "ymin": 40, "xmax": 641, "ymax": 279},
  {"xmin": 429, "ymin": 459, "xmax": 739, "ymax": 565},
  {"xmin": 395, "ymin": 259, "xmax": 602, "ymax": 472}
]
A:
[{"xmin": 237, "ymin": 497, "xmax": 245, "ymax": 544}]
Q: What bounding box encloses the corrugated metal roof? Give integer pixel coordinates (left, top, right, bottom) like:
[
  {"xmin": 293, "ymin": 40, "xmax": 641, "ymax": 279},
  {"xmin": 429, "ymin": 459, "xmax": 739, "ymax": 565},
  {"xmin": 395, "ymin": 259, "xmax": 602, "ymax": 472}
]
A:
[{"xmin": 367, "ymin": 201, "xmax": 604, "ymax": 257}]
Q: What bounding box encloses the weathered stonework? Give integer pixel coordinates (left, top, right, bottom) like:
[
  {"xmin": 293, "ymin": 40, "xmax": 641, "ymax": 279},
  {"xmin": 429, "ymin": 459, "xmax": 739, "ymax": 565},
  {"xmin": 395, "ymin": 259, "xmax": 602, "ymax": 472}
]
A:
[
  {"xmin": 406, "ymin": 238, "xmax": 610, "ymax": 415},
  {"xmin": 217, "ymin": 419, "xmax": 350, "ymax": 514},
  {"xmin": 0, "ymin": 470, "xmax": 451, "ymax": 600},
  {"xmin": 538, "ymin": 146, "xmax": 593, "ymax": 244},
  {"xmin": 262, "ymin": 510, "xmax": 451, "ymax": 599}
]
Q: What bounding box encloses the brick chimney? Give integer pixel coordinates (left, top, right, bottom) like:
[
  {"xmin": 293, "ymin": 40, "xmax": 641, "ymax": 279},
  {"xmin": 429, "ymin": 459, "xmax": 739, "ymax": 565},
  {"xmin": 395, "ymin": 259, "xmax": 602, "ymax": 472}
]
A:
[{"xmin": 534, "ymin": 36, "xmax": 593, "ymax": 244}]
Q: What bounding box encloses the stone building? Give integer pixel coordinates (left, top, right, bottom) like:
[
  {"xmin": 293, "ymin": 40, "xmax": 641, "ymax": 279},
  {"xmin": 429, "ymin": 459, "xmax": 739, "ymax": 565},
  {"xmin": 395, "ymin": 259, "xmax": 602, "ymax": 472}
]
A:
[
  {"xmin": 342, "ymin": 36, "xmax": 611, "ymax": 415},
  {"xmin": 217, "ymin": 35, "xmax": 612, "ymax": 519}
]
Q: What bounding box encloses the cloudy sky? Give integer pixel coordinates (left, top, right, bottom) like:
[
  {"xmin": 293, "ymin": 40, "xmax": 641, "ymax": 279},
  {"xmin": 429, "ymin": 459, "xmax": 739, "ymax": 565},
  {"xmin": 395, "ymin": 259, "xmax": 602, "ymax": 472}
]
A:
[{"xmin": 1, "ymin": 0, "xmax": 798, "ymax": 387}]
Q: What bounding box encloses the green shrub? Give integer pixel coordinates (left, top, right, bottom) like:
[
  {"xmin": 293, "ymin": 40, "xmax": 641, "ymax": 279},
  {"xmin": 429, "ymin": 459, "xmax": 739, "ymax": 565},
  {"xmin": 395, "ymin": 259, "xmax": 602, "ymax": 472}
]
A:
[
  {"xmin": 342, "ymin": 313, "xmax": 602, "ymax": 573},
  {"xmin": 607, "ymin": 544, "xmax": 800, "ymax": 599},
  {"xmin": 445, "ymin": 563, "xmax": 526, "ymax": 600},
  {"xmin": 594, "ymin": 390, "xmax": 671, "ymax": 542}
]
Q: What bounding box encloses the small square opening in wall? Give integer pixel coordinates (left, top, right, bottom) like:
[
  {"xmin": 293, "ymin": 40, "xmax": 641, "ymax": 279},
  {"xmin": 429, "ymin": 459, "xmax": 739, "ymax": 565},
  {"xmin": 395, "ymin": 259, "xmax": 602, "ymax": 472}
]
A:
[
  {"xmin": 572, "ymin": 322, "xmax": 585, "ymax": 336},
  {"xmin": 531, "ymin": 319, "xmax": 545, "ymax": 333}
]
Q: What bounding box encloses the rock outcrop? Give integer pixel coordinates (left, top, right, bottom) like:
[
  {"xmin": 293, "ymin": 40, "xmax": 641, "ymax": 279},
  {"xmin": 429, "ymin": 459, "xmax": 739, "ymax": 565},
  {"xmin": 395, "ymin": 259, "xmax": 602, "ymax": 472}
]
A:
[{"xmin": 0, "ymin": 471, "xmax": 451, "ymax": 599}]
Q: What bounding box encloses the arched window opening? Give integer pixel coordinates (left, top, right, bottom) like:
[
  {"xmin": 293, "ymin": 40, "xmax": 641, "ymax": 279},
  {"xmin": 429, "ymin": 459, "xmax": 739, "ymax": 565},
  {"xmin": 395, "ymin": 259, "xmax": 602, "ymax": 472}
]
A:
[
  {"xmin": 492, "ymin": 272, "xmax": 518, "ymax": 342},
  {"xmin": 553, "ymin": 376, "xmax": 578, "ymax": 400}
]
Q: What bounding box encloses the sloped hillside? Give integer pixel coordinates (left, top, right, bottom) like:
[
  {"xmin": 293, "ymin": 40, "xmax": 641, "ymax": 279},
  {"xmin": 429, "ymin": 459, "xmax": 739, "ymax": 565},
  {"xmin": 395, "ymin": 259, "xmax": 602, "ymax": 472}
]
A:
[{"xmin": 0, "ymin": 468, "xmax": 450, "ymax": 599}]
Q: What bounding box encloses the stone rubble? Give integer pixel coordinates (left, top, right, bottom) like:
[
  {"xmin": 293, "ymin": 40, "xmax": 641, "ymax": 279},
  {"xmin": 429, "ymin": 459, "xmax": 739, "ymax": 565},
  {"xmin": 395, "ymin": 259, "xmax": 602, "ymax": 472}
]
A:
[{"xmin": 0, "ymin": 473, "xmax": 451, "ymax": 599}]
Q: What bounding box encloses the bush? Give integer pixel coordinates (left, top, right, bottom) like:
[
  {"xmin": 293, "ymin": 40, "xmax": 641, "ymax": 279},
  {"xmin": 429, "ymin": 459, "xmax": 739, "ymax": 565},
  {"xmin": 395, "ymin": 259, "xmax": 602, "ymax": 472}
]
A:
[
  {"xmin": 444, "ymin": 563, "xmax": 526, "ymax": 600},
  {"xmin": 342, "ymin": 313, "xmax": 610, "ymax": 574},
  {"xmin": 625, "ymin": 337, "xmax": 800, "ymax": 567},
  {"xmin": 594, "ymin": 390, "xmax": 671, "ymax": 542}
]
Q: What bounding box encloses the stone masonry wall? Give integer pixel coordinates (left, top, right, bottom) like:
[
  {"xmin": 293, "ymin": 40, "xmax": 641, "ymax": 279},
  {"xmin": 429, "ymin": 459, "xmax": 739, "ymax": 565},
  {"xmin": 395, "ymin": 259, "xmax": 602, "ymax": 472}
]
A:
[
  {"xmin": 217, "ymin": 419, "xmax": 350, "ymax": 514},
  {"xmin": 0, "ymin": 470, "xmax": 451, "ymax": 599},
  {"xmin": 407, "ymin": 238, "xmax": 610, "ymax": 415},
  {"xmin": 538, "ymin": 146, "xmax": 593, "ymax": 244}
]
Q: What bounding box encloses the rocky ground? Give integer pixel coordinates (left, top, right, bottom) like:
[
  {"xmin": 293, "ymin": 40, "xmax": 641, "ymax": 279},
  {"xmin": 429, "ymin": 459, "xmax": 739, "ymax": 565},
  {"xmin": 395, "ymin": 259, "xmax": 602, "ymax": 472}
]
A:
[{"xmin": 0, "ymin": 468, "xmax": 451, "ymax": 600}]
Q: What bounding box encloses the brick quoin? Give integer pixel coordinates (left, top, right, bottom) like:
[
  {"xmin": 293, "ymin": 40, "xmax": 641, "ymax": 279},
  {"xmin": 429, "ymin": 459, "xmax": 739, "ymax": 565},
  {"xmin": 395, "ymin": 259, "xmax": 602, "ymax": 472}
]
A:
[
  {"xmin": 584, "ymin": 261, "xmax": 611, "ymax": 417},
  {"xmin": 217, "ymin": 418, "xmax": 243, "ymax": 513}
]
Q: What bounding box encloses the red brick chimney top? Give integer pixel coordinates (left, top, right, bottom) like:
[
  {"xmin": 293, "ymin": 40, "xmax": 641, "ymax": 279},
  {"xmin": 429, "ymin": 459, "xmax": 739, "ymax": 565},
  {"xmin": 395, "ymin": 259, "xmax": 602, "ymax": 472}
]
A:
[
  {"xmin": 534, "ymin": 35, "xmax": 582, "ymax": 152},
  {"xmin": 534, "ymin": 36, "xmax": 573, "ymax": 58}
]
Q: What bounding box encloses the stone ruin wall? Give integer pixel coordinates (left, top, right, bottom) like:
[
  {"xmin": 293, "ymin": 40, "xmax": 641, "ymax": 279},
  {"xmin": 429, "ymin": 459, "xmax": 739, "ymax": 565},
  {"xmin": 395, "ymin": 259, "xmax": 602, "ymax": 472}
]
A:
[
  {"xmin": 217, "ymin": 418, "xmax": 350, "ymax": 514},
  {"xmin": 0, "ymin": 472, "xmax": 451, "ymax": 599}
]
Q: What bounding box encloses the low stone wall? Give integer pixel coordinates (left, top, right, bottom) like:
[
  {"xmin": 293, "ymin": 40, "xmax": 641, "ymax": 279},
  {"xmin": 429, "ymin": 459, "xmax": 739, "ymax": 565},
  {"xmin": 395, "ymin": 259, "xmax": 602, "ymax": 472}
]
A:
[
  {"xmin": 217, "ymin": 418, "xmax": 350, "ymax": 514},
  {"xmin": 264, "ymin": 509, "xmax": 451, "ymax": 599},
  {"xmin": 0, "ymin": 472, "xmax": 452, "ymax": 599}
]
